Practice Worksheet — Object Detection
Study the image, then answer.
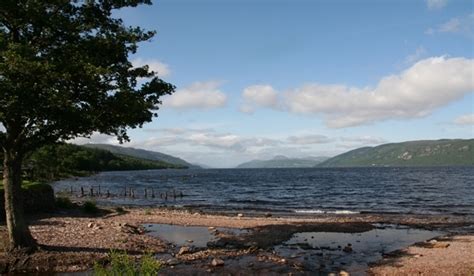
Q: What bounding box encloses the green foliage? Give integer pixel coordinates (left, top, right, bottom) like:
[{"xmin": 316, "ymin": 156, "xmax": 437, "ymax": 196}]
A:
[
  {"xmin": 0, "ymin": 0, "xmax": 175, "ymax": 150},
  {"xmin": 21, "ymin": 143, "xmax": 183, "ymax": 181},
  {"xmin": 0, "ymin": 181, "xmax": 49, "ymax": 192},
  {"xmin": 84, "ymin": 144, "xmax": 197, "ymax": 169},
  {"xmin": 55, "ymin": 197, "xmax": 76, "ymax": 209},
  {"xmin": 144, "ymin": 208, "xmax": 152, "ymax": 215},
  {"xmin": 94, "ymin": 250, "xmax": 161, "ymax": 276},
  {"xmin": 82, "ymin": 200, "xmax": 99, "ymax": 214},
  {"xmin": 319, "ymin": 139, "xmax": 474, "ymax": 167}
]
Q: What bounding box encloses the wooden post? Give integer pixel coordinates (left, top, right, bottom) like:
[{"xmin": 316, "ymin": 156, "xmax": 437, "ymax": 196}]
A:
[
  {"xmin": 144, "ymin": 189, "xmax": 147, "ymax": 198},
  {"xmin": 81, "ymin": 186, "xmax": 84, "ymax": 197},
  {"xmin": 151, "ymin": 188, "xmax": 155, "ymax": 198},
  {"xmin": 90, "ymin": 187, "xmax": 94, "ymax": 197},
  {"xmin": 70, "ymin": 186, "xmax": 73, "ymax": 195},
  {"xmin": 106, "ymin": 189, "xmax": 110, "ymax": 198},
  {"xmin": 98, "ymin": 185, "xmax": 101, "ymax": 196}
]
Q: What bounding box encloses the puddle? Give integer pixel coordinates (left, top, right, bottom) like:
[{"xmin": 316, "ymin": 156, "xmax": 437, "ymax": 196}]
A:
[
  {"xmin": 144, "ymin": 224, "xmax": 249, "ymax": 248},
  {"xmin": 275, "ymin": 224, "xmax": 442, "ymax": 275},
  {"xmin": 144, "ymin": 223, "xmax": 442, "ymax": 275}
]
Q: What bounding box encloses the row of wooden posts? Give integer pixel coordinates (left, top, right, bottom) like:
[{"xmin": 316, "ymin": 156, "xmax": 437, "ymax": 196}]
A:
[{"xmin": 67, "ymin": 186, "xmax": 184, "ymax": 200}]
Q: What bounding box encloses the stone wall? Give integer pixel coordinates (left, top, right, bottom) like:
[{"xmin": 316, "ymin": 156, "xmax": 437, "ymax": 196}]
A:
[{"xmin": 0, "ymin": 184, "xmax": 55, "ymax": 220}]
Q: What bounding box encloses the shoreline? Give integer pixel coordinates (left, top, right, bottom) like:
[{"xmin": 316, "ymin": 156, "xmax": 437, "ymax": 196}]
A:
[{"xmin": 0, "ymin": 206, "xmax": 473, "ymax": 274}]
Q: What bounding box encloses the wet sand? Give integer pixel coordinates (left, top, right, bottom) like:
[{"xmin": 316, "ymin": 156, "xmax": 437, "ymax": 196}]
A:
[{"xmin": 0, "ymin": 207, "xmax": 473, "ymax": 274}]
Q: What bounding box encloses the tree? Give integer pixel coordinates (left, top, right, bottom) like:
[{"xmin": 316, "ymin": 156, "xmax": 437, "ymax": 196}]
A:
[{"xmin": 0, "ymin": 0, "xmax": 174, "ymax": 252}]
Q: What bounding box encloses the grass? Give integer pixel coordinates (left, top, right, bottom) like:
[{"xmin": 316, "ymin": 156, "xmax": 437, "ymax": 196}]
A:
[
  {"xmin": 114, "ymin": 206, "xmax": 126, "ymax": 214},
  {"xmin": 55, "ymin": 197, "xmax": 76, "ymax": 209},
  {"xmin": 94, "ymin": 250, "xmax": 161, "ymax": 276},
  {"xmin": 82, "ymin": 200, "xmax": 99, "ymax": 214},
  {"xmin": 0, "ymin": 180, "xmax": 50, "ymax": 192}
]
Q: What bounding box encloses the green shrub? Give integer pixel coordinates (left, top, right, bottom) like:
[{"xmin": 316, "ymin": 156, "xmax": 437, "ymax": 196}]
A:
[
  {"xmin": 94, "ymin": 250, "xmax": 161, "ymax": 276},
  {"xmin": 82, "ymin": 200, "xmax": 99, "ymax": 214},
  {"xmin": 56, "ymin": 197, "xmax": 76, "ymax": 209}
]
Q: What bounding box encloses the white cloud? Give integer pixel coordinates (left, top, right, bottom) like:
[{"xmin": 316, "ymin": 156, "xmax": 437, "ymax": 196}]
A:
[
  {"xmin": 241, "ymin": 84, "xmax": 279, "ymax": 113},
  {"xmin": 70, "ymin": 133, "xmax": 118, "ymax": 145},
  {"xmin": 426, "ymin": 0, "xmax": 448, "ymax": 10},
  {"xmin": 454, "ymin": 113, "xmax": 474, "ymax": 125},
  {"xmin": 164, "ymin": 81, "xmax": 227, "ymax": 110},
  {"xmin": 287, "ymin": 135, "xmax": 332, "ymax": 145},
  {"xmin": 426, "ymin": 14, "xmax": 474, "ymax": 37},
  {"xmin": 284, "ymin": 56, "xmax": 473, "ymax": 128},
  {"xmin": 132, "ymin": 58, "xmax": 171, "ymax": 77},
  {"xmin": 340, "ymin": 136, "xmax": 387, "ymax": 144}
]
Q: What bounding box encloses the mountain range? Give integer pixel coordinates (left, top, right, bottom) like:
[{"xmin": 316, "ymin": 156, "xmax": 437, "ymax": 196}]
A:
[
  {"xmin": 236, "ymin": 155, "xmax": 329, "ymax": 168},
  {"xmin": 318, "ymin": 139, "xmax": 473, "ymax": 167},
  {"xmin": 235, "ymin": 139, "xmax": 473, "ymax": 168},
  {"xmin": 82, "ymin": 144, "xmax": 200, "ymax": 169}
]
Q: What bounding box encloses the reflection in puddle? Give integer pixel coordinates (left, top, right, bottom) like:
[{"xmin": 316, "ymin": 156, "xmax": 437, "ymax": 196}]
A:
[
  {"xmin": 276, "ymin": 224, "xmax": 442, "ymax": 274},
  {"xmin": 144, "ymin": 224, "xmax": 249, "ymax": 248},
  {"xmin": 145, "ymin": 223, "xmax": 442, "ymax": 275}
]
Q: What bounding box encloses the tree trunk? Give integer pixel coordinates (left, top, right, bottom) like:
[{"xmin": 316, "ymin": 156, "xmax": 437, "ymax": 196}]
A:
[{"xmin": 3, "ymin": 148, "xmax": 36, "ymax": 252}]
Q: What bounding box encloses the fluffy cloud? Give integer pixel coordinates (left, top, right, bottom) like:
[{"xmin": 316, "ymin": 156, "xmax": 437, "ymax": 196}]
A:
[
  {"xmin": 164, "ymin": 81, "xmax": 227, "ymax": 110},
  {"xmin": 241, "ymin": 84, "xmax": 279, "ymax": 113},
  {"xmin": 453, "ymin": 114, "xmax": 474, "ymax": 125},
  {"xmin": 284, "ymin": 56, "xmax": 473, "ymax": 128},
  {"xmin": 132, "ymin": 58, "xmax": 171, "ymax": 77},
  {"xmin": 287, "ymin": 135, "xmax": 332, "ymax": 145},
  {"xmin": 70, "ymin": 133, "xmax": 118, "ymax": 145},
  {"xmin": 426, "ymin": 14, "xmax": 474, "ymax": 36},
  {"xmin": 426, "ymin": 0, "xmax": 448, "ymax": 10}
]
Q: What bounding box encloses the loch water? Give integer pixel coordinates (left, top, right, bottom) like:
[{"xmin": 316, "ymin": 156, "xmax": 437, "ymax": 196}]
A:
[{"xmin": 53, "ymin": 167, "xmax": 474, "ymax": 217}]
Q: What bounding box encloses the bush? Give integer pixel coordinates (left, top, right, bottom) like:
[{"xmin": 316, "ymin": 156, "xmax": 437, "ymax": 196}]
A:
[
  {"xmin": 94, "ymin": 250, "xmax": 161, "ymax": 276},
  {"xmin": 82, "ymin": 201, "xmax": 99, "ymax": 214},
  {"xmin": 56, "ymin": 197, "xmax": 76, "ymax": 209}
]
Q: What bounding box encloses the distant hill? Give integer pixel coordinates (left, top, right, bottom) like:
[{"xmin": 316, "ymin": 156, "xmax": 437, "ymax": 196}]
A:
[
  {"xmin": 236, "ymin": 156, "xmax": 329, "ymax": 168},
  {"xmin": 22, "ymin": 143, "xmax": 183, "ymax": 181},
  {"xmin": 319, "ymin": 139, "xmax": 474, "ymax": 167},
  {"xmin": 83, "ymin": 144, "xmax": 200, "ymax": 169}
]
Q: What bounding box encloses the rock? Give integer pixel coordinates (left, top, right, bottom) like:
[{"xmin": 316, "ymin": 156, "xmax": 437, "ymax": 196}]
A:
[
  {"xmin": 237, "ymin": 213, "xmax": 243, "ymax": 218},
  {"xmin": 339, "ymin": 270, "xmax": 350, "ymax": 276},
  {"xmin": 343, "ymin": 244, "xmax": 353, "ymax": 253},
  {"xmin": 211, "ymin": 258, "xmax": 225, "ymax": 267},
  {"xmin": 280, "ymin": 258, "xmax": 287, "ymax": 264},
  {"xmin": 264, "ymin": 212, "xmax": 272, "ymax": 217},
  {"xmin": 187, "ymin": 240, "xmax": 194, "ymax": 243},
  {"xmin": 87, "ymin": 222, "xmax": 94, "ymax": 228},
  {"xmin": 208, "ymin": 226, "xmax": 216, "ymax": 230},
  {"xmin": 166, "ymin": 258, "xmax": 180, "ymax": 266},
  {"xmin": 178, "ymin": 246, "xmax": 191, "ymax": 255}
]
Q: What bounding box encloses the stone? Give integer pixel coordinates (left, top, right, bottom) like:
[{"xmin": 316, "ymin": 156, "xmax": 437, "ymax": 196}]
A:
[
  {"xmin": 264, "ymin": 212, "xmax": 272, "ymax": 217},
  {"xmin": 87, "ymin": 222, "xmax": 94, "ymax": 228},
  {"xmin": 237, "ymin": 213, "xmax": 243, "ymax": 218},
  {"xmin": 178, "ymin": 246, "xmax": 191, "ymax": 255},
  {"xmin": 211, "ymin": 258, "xmax": 225, "ymax": 267},
  {"xmin": 166, "ymin": 258, "xmax": 180, "ymax": 266},
  {"xmin": 339, "ymin": 270, "xmax": 350, "ymax": 276},
  {"xmin": 343, "ymin": 244, "xmax": 353, "ymax": 253}
]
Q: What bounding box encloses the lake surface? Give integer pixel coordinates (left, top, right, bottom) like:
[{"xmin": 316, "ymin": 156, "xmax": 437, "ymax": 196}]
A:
[{"xmin": 53, "ymin": 167, "xmax": 474, "ymax": 217}]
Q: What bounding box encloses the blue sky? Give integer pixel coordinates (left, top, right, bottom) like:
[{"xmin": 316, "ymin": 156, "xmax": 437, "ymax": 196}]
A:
[{"xmin": 78, "ymin": 0, "xmax": 474, "ymax": 168}]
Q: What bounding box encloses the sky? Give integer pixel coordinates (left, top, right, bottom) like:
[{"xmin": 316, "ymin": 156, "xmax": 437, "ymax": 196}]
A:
[{"xmin": 75, "ymin": 0, "xmax": 474, "ymax": 168}]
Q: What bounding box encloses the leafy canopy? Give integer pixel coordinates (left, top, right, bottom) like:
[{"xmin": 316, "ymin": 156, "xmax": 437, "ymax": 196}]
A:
[{"xmin": 0, "ymin": 0, "xmax": 174, "ymax": 152}]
